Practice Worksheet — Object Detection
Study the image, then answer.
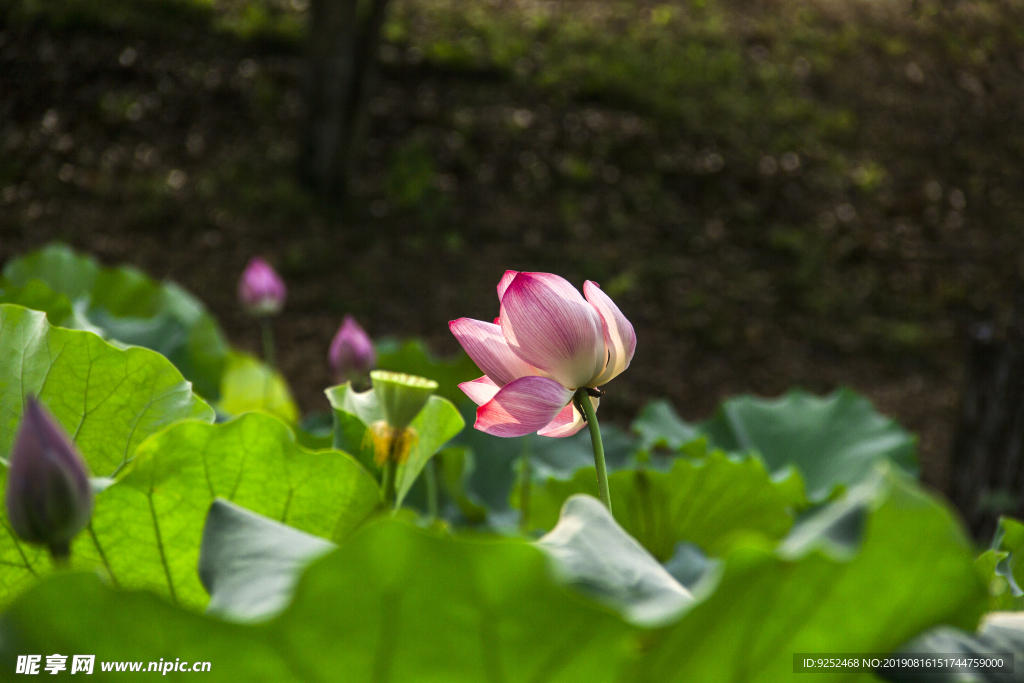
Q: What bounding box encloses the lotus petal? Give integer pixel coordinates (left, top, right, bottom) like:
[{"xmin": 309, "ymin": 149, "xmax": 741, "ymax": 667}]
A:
[
  {"xmin": 538, "ymin": 396, "xmax": 600, "ymax": 438},
  {"xmin": 584, "ymin": 281, "xmax": 636, "ymax": 386},
  {"xmin": 459, "ymin": 376, "xmax": 501, "ymax": 406},
  {"xmin": 449, "ymin": 317, "xmax": 539, "ymax": 387},
  {"xmin": 499, "ymin": 273, "xmax": 605, "ymax": 389},
  {"xmin": 497, "ymin": 270, "xmax": 519, "ymax": 301},
  {"xmin": 474, "ymin": 376, "xmax": 574, "ymax": 438}
]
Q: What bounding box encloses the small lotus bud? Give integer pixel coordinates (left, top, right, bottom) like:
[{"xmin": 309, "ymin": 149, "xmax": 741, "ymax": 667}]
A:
[
  {"xmin": 237, "ymin": 257, "xmax": 286, "ymax": 316},
  {"xmin": 370, "ymin": 371, "xmax": 437, "ymax": 431},
  {"xmin": 5, "ymin": 397, "xmax": 93, "ymax": 558},
  {"xmin": 329, "ymin": 316, "xmax": 376, "ymax": 384}
]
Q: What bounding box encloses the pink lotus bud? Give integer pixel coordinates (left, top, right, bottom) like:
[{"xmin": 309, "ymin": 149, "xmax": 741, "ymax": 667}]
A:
[
  {"xmin": 237, "ymin": 257, "xmax": 286, "ymax": 316},
  {"xmin": 329, "ymin": 315, "xmax": 376, "ymax": 384},
  {"xmin": 5, "ymin": 397, "xmax": 93, "ymax": 557}
]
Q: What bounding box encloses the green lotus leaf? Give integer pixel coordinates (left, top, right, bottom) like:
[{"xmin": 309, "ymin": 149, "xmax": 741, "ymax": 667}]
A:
[
  {"xmin": 81, "ymin": 412, "xmax": 381, "ymax": 608},
  {"xmin": 217, "ymin": 352, "xmax": 300, "ymax": 425},
  {"xmin": 0, "ymin": 303, "xmax": 214, "ymax": 602},
  {"xmin": 632, "ymin": 465, "xmax": 985, "ymax": 681},
  {"xmin": 632, "ymin": 388, "xmax": 917, "ymax": 501},
  {"xmin": 0, "ymin": 465, "xmax": 985, "ymax": 682},
  {"xmin": 3, "ymin": 243, "xmax": 230, "ymax": 399},
  {"xmin": 519, "ymin": 444, "xmax": 806, "ymax": 559}
]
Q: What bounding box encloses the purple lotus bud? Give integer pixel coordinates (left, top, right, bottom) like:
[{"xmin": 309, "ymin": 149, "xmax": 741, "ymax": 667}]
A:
[
  {"xmin": 329, "ymin": 315, "xmax": 376, "ymax": 384},
  {"xmin": 5, "ymin": 397, "xmax": 93, "ymax": 558},
  {"xmin": 237, "ymin": 257, "xmax": 286, "ymax": 316}
]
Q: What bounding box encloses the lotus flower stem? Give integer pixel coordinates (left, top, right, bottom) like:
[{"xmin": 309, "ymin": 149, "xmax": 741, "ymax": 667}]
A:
[
  {"xmin": 576, "ymin": 388, "xmax": 612, "ymax": 513},
  {"xmin": 261, "ymin": 318, "xmax": 276, "ymax": 370}
]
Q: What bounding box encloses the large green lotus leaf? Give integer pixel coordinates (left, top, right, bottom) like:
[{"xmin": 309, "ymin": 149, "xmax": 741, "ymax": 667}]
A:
[
  {"xmin": 201, "ymin": 493, "xmax": 694, "ymax": 628},
  {"xmin": 3, "ymin": 244, "xmax": 229, "ymax": 399},
  {"xmin": 325, "ymin": 383, "xmax": 465, "ymax": 507},
  {"xmin": 218, "ymin": 352, "xmax": 300, "ymax": 424},
  {"xmin": 0, "ymin": 466, "xmax": 987, "ymax": 682},
  {"xmin": 0, "ymin": 304, "xmax": 214, "ymax": 474},
  {"xmin": 199, "ymin": 499, "xmax": 336, "ymax": 622},
  {"xmin": 976, "ymin": 549, "xmax": 1014, "ymax": 612},
  {"xmin": 663, "ymin": 542, "xmax": 717, "ymax": 591},
  {"xmin": 0, "ymin": 303, "xmax": 214, "ymax": 601},
  {"xmin": 89, "ymin": 263, "xmax": 164, "ymax": 317},
  {"xmin": 520, "ymin": 446, "xmax": 806, "ymax": 560},
  {"xmin": 702, "ymin": 388, "xmax": 918, "ymax": 501},
  {"xmin": 977, "ymin": 516, "xmax": 1024, "ymax": 612},
  {"xmin": 90, "ymin": 273, "xmax": 229, "ymax": 400},
  {"xmin": 2, "ymin": 242, "xmax": 98, "ymax": 300},
  {"xmin": 538, "ymin": 495, "xmax": 694, "ymax": 626},
  {"xmin": 81, "ymin": 412, "xmax": 381, "ymax": 608},
  {"xmin": 0, "ymin": 278, "xmax": 75, "ymax": 327},
  {"xmin": 635, "ymin": 388, "xmax": 918, "ymax": 501},
  {"xmin": 879, "ymin": 613, "xmax": 1024, "ymax": 683},
  {"xmin": 1, "ymin": 573, "xmax": 297, "ymax": 681},
  {"xmin": 375, "ymin": 337, "xmax": 481, "ymax": 405},
  {"xmin": 159, "ymin": 283, "xmax": 230, "ymax": 401},
  {"xmin": 294, "ymin": 412, "xmax": 334, "ymax": 451},
  {"xmin": 0, "ymin": 518, "xmax": 636, "ymax": 682},
  {"xmin": 633, "ymin": 465, "xmax": 987, "ymax": 682},
  {"xmin": 992, "ymin": 517, "xmax": 1024, "ymax": 587},
  {"xmin": 631, "ymin": 400, "xmax": 702, "ymax": 452}
]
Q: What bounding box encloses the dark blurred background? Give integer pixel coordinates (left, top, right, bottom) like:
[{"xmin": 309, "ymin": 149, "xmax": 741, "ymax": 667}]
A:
[{"xmin": 2, "ymin": 0, "xmax": 1023, "ymax": 496}]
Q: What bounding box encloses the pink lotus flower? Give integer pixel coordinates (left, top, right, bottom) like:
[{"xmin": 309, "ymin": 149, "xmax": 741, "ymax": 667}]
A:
[
  {"xmin": 238, "ymin": 257, "xmax": 286, "ymax": 316},
  {"xmin": 329, "ymin": 315, "xmax": 376, "ymax": 383},
  {"xmin": 450, "ymin": 271, "xmax": 635, "ymax": 438}
]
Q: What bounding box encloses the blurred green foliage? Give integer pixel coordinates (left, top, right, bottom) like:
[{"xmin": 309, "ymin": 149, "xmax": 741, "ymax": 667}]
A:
[
  {"xmin": 0, "ymin": 0, "xmax": 302, "ymax": 44},
  {"xmin": 1, "ymin": 0, "xmax": 211, "ymax": 37}
]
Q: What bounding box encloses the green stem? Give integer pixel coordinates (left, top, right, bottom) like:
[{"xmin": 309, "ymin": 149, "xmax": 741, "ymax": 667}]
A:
[
  {"xmin": 382, "ymin": 434, "xmax": 400, "ymax": 510},
  {"xmin": 48, "ymin": 541, "xmax": 70, "ymax": 569},
  {"xmin": 260, "ymin": 317, "xmax": 276, "ymax": 370},
  {"xmin": 576, "ymin": 388, "xmax": 612, "ymax": 513},
  {"xmin": 382, "ymin": 460, "xmax": 397, "ymax": 509},
  {"xmin": 425, "ymin": 458, "xmax": 438, "ymax": 522}
]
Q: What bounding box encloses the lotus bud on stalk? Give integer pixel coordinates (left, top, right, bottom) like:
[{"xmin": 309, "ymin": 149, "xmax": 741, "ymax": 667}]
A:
[
  {"xmin": 448, "ymin": 271, "xmax": 636, "ymax": 512},
  {"xmin": 237, "ymin": 257, "xmax": 286, "ymax": 368},
  {"xmin": 365, "ymin": 371, "xmax": 438, "ymax": 507},
  {"xmin": 5, "ymin": 397, "xmax": 94, "ymax": 564},
  {"xmin": 329, "ymin": 316, "xmax": 376, "ymax": 388},
  {"xmin": 238, "ymin": 257, "xmax": 286, "ymax": 316}
]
